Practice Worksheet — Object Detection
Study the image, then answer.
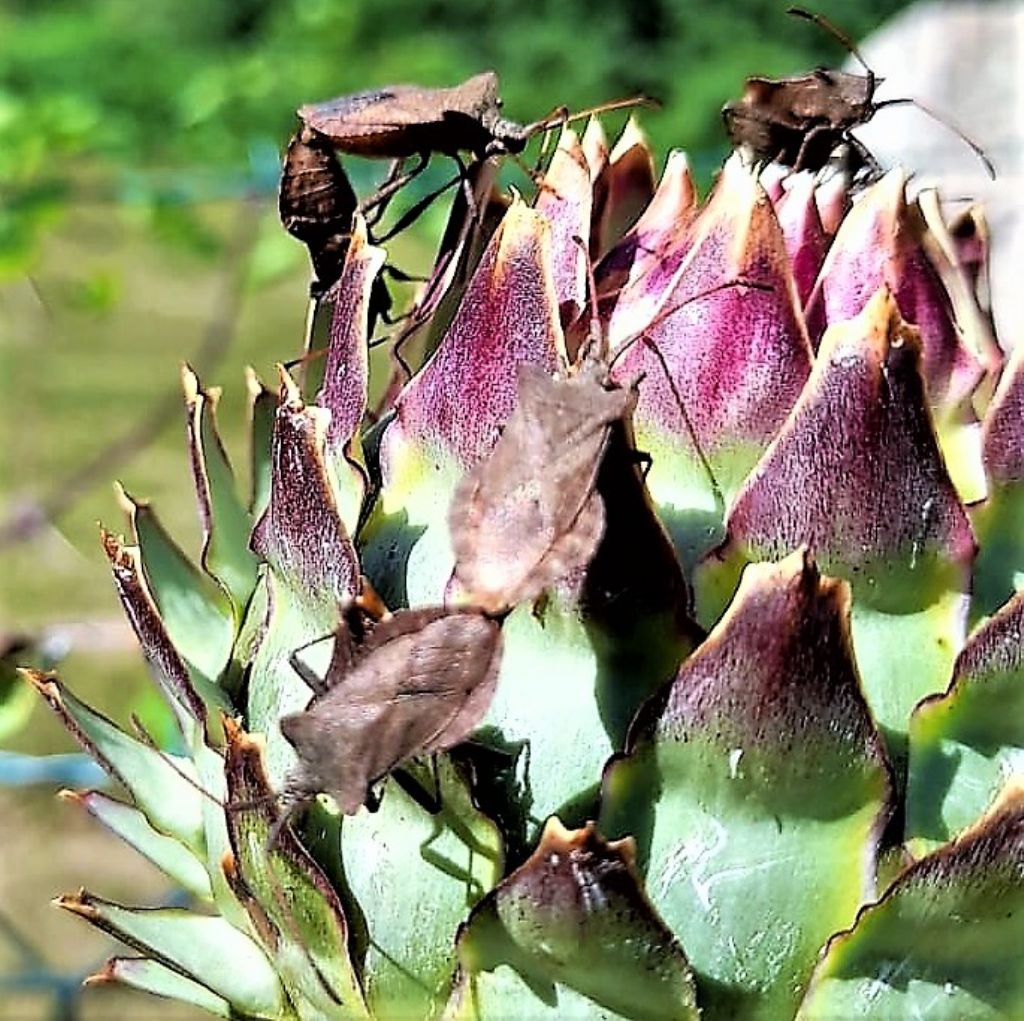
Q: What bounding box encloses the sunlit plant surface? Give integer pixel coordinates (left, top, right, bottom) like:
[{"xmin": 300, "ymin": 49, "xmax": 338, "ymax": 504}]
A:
[{"xmin": 24, "ymin": 99, "xmax": 1024, "ymax": 1020}]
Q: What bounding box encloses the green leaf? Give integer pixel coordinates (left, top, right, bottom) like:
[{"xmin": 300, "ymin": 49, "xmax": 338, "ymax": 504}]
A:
[
  {"xmin": 311, "ymin": 217, "xmax": 382, "ymax": 536},
  {"xmin": 593, "ymin": 117, "xmax": 657, "ymax": 257},
  {"xmin": 808, "ymin": 168, "xmax": 984, "ymax": 413},
  {"xmin": 697, "ymin": 289, "xmax": 974, "ymax": 764},
  {"xmin": 122, "ymin": 492, "xmax": 235, "ymax": 687},
  {"xmin": 27, "ymin": 671, "xmax": 206, "ymax": 853},
  {"xmin": 65, "ymin": 789, "xmax": 212, "ymax": 900},
  {"xmin": 971, "ymin": 483, "xmax": 1024, "ymax": 623},
  {"xmin": 969, "ymin": 330, "xmax": 1024, "ymax": 619},
  {"xmin": 609, "ymin": 156, "xmax": 812, "ymax": 571},
  {"xmin": 449, "ymin": 819, "xmax": 698, "ymax": 1021},
  {"xmin": 247, "ymin": 367, "xmax": 277, "ymax": 521},
  {"xmin": 359, "ymin": 452, "xmax": 462, "ymax": 608},
  {"xmin": 223, "ymin": 718, "xmax": 369, "ymax": 1021},
  {"xmin": 248, "ymin": 577, "xmax": 340, "ymax": 783},
  {"xmin": 907, "ymin": 590, "xmax": 1024, "ymax": 854},
  {"xmin": 599, "ymin": 150, "xmax": 696, "ymax": 342},
  {"xmin": 477, "ymin": 599, "xmax": 631, "ymax": 847},
  {"xmin": 340, "ymin": 756, "xmax": 502, "ymax": 1019},
  {"xmin": 101, "ymin": 527, "xmax": 223, "ymax": 731},
  {"xmin": 89, "ymin": 957, "xmax": 231, "ymax": 1018},
  {"xmin": 798, "ymin": 788, "xmax": 1024, "ymax": 1019},
  {"xmin": 533, "ymin": 127, "xmax": 592, "ymax": 316},
  {"xmin": 189, "ymin": 739, "xmax": 255, "ymax": 935},
  {"xmin": 183, "ymin": 365, "xmax": 259, "ymax": 618},
  {"xmin": 248, "ymin": 373, "xmax": 360, "ymax": 780},
  {"xmin": 448, "ymin": 968, "xmax": 661, "ymax": 1020},
  {"xmin": 602, "ymin": 553, "xmax": 891, "ymax": 1020},
  {"xmin": 447, "ymin": 966, "xmax": 664, "ymax": 1020},
  {"xmin": 58, "ymin": 892, "xmax": 287, "ymax": 1019},
  {"xmin": 848, "ymin": 585, "xmax": 966, "ymax": 763}
]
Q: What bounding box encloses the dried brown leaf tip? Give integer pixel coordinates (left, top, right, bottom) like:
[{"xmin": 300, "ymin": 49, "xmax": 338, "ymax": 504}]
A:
[
  {"xmin": 99, "ymin": 527, "xmax": 207, "ymax": 726},
  {"xmin": 455, "ymin": 817, "xmax": 699, "ymax": 1018},
  {"xmin": 279, "ymin": 606, "xmax": 503, "ymax": 816},
  {"xmin": 250, "ymin": 368, "xmax": 360, "ymax": 603}
]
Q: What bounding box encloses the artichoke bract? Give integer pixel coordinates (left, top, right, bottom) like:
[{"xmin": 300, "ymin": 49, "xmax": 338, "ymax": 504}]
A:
[{"xmin": 27, "ymin": 100, "xmax": 1024, "ymax": 1020}]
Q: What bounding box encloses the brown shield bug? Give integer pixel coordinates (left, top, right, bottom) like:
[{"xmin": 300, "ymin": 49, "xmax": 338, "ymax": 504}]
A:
[
  {"xmin": 449, "ymin": 257, "xmax": 767, "ymax": 616},
  {"xmin": 279, "ymin": 605, "xmax": 503, "ymax": 825},
  {"xmin": 298, "ymin": 72, "xmax": 654, "ymax": 226},
  {"xmin": 278, "ymin": 124, "xmax": 407, "ymax": 334},
  {"xmin": 125, "ymin": 592, "xmax": 501, "ymax": 837},
  {"xmin": 722, "ymin": 7, "xmax": 994, "ymax": 177},
  {"xmin": 449, "ymin": 358, "xmax": 635, "ymax": 616}
]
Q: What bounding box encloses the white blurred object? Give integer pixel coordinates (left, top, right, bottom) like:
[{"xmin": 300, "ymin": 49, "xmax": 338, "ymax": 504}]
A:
[{"xmin": 851, "ymin": 1, "xmax": 1023, "ymax": 350}]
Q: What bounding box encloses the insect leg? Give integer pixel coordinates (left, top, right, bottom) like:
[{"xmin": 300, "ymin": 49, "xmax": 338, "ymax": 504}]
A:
[
  {"xmin": 129, "ymin": 714, "xmax": 280, "ymax": 816},
  {"xmin": 638, "ymin": 334, "xmax": 724, "ymax": 514},
  {"xmin": 392, "ymin": 764, "xmax": 442, "ymax": 814},
  {"xmin": 370, "ymin": 171, "xmax": 461, "ymax": 244},
  {"xmin": 360, "ymin": 152, "xmax": 430, "ymax": 223},
  {"xmin": 363, "ymin": 784, "xmax": 384, "ymax": 812},
  {"xmin": 382, "ymin": 264, "xmax": 430, "ymax": 284},
  {"xmin": 264, "ymin": 788, "xmax": 305, "ymax": 851},
  {"xmin": 842, "ymin": 132, "xmax": 882, "ymax": 178},
  {"xmin": 449, "ymin": 151, "xmax": 481, "ymax": 229},
  {"xmin": 362, "ymin": 160, "xmax": 401, "ymax": 229},
  {"xmin": 631, "ymin": 447, "xmax": 654, "ymax": 480},
  {"xmin": 287, "ymin": 644, "xmax": 333, "ymax": 698},
  {"xmin": 793, "ymin": 123, "xmax": 830, "ymax": 173}
]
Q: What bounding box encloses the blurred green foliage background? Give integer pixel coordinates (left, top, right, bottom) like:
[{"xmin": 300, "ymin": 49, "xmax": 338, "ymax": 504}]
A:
[
  {"xmin": 1, "ymin": 0, "xmax": 910, "ymax": 272},
  {"xmin": 0, "ymin": 2, "xmax": 910, "ymax": 1016}
]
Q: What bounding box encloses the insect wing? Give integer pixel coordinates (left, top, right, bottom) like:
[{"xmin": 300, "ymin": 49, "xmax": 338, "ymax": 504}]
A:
[
  {"xmin": 722, "ymin": 102, "xmax": 788, "ymax": 157},
  {"xmin": 450, "ymin": 362, "xmax": 633, "ymax": 611},
  {"xmin": 300, "ymin": 86, "xmax": 420, "ymax": 131},
  {"xmin": 280, "ymin": 609, "xmax": 502, "ymax": 814},
  {"xmin": 516, "ymin": 363, "xmax": 635, "ymax": 523},
  {"xmin": 298, "ymin": 74, "xmax": 504, "ymax": 159},
  {"xmin": 412, "ymin": 611, "xmax": 503, "ymax": 752}
]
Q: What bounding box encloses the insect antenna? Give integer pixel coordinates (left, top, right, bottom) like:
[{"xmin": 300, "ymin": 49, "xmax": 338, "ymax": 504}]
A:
[
  {"xmin": 605, "ymin": 278, "xmax": 774, "ymax": 509},
  {"xmin": 788, "ymin": 6, "xmax": 995, "ymax": 179},
  {"xmin": 787, "ymin": 6, "xmax": 874, "ymax": 79},
  {"xmin": 605, "ymin": 278, "xmax": 774, "ymax": 372},
  {"xmin": 531, "ymin": 122, "xmax": 562, "ymax": 180},
  {"xmin": 128, "ymin": 714, "xmax": 276, "ymax": 816},
  {"xmin": 568, "ymin": 227, "xmax": 772, "ymax": 508},
  {"xmin": 872, "ymin": 97, "xmax": 996, "ymax": 179},
  {"xmin": 523, "ymin": 94, "xmax": 660, "ymax": 139}
]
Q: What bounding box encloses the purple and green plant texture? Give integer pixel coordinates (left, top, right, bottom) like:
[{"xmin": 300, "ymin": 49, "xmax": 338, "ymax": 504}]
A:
[{"xmin": 24, "ymin": 109, "xmax": 1024, "ymax": 1019}]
